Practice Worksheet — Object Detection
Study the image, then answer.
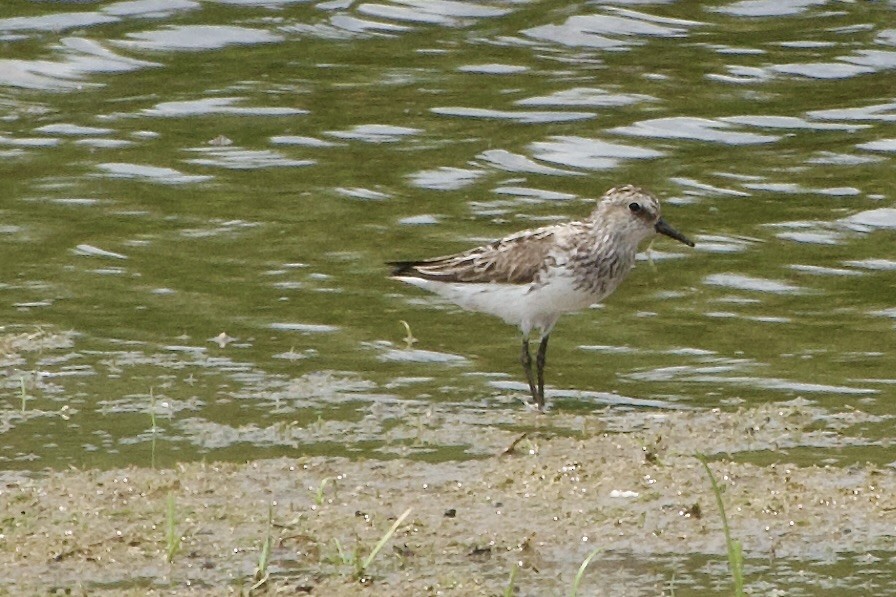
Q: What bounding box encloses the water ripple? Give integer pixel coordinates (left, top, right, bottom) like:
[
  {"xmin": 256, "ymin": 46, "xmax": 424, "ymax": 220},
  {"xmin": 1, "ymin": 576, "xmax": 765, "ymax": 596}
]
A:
[
  {"xmin": 715, "ymin": 0, "xmax": 827, "ymax": 17},
  {"xmin": 806, "ymin": 151, "xmax": 885, "ymax": 165},
  {"xmin": 185, "ymin": 147, "xmax": 315, "ymax": 170},
  {"xmin": 523, "ymin": 9, "xmax": 700, "ymax": 49},
  {"xmin": 140, "ymin": 97, "xmax": 306, "ymax": 117},
  {"xmin": 73, "ymin": 244, "xmax": 128, "ymax": 260},
  {"xmin": 492, "ymin": 186, "xmax": 577, "ymax": 203},
  {"xmin": 457, "ymin": 63, "xmax": 528, "ymax": 74},
  {"xmin": 476, "ymin": 149, "xmax": 581, "ymax": 176},
  {"xmin": 358, "ymin": 0, "xmax": 510, "ymax": 26},
  {"xmin": 611, "ymin": 117, "xmax": 780, "ymax": 145},
  {"xmin": 431, "ymin": 106, "xmax": 594, "ymax": 124},
  {"xmin": 104, "ymin": 0, "xmax": 199, "ymax": 18},
  {"xmin": 788, "ymin": 264, "xmax": 866, "ymax": 277},
  {"xmin": 34, "ymin": 124, "xmax": 114, "ymax": 136},
  {"xmin": 326, "ymin": 124, "xmax": 421, "ymax": 142},
  {"xmin": 375, "ymin": 346, "xmax": 469, "ymax": 365},
  {"xmin": 706, "ymin": 65, "xmax": 773, "ymax": 84},
  {"xmin": 529, "ymin": 136, "xmax": 663, "ymax": 170},
  {"xmin": 691, "ymin": 235, "xmax": 754, "ymax": 253},
  {"xmin": 328, "ymin": 14, "xmax": 411, "ymax": 36},
  {"xmin": 270, "ymin": 135, "xmax": 341, "ymax": 148},
  {"xmin": 857, "ymin": 139, "xmax": 896, "ymax": 153},
  {"xmin": 408, "ymin": 167, "xmax": 485, "ymax": 190},
  {"xmin": 839, "ymin": 208, "xmax": 896, "ymax": 231},
  {"xmin": 0, "ymin": 38, "xmax": 159, "ymax": 91},
  {"xmin": 704, "ymin": 273, "xmax": 805, "ymax": 294},
  {"xmin": 771, "ymin": 62, "xmax": 876, "ymax": 80},
  {"xmin": 335, "ymin": 187, "xmax": 391, "ymax": 201},
  {"xmin": 516, "ymin": 87, "xmax": 655, "ymax": 108},
  {"xmin": 808, "ymin": 100, "xmax": 896, "ymax": 122},
  {"xmin": 689, "ymin": 376, "xmax": 878, "ymax": 395},
  {"xmin": 0, "ymin": 12, "xmax": 118, "ymax": 34},
  {"xmin": 842, "ymin": 259, "xmax": 896, "ymax": 271},
  {"xmin": 671, "ymin": 177, "xmax": 751, "ymax": 198},
  {"xmin": 96, "ymin": 162, "xmax": 212, "ymax": 184},
  {"xmin": 0, "ymin": 135, "xmax": 60, "ymax": 148},
  {"xmin": 268, "ymin": 322, "xmax": 340, "ymax": 333},
  {"xmin": 114, "ymin": 25, "xmax": 283, "ymax": 51},
  {"xmin": 719, "ymin": 115, "xmax": 868, "ymax": 132}
]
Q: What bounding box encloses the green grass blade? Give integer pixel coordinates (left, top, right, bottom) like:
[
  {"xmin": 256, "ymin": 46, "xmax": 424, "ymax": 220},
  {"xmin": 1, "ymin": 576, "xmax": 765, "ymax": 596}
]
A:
[
  {"xmin": 253, "ymin": 502, "xmax": 273, "ymax": 584},
  {"xmin": 697, "ymin": 454, "xmax": 744, "ymax": 596},
  {"xmin": 504, "ymin": 561, "xmax": 519, "ymax": 597},
  {"xmin": 569, "ymin": 546, "xmax": 601, "ymax": 597},
  {"xmin": 165, "ymin": 492, "xmax": 181, "ymax": 563},
  {"xmin": 361, "ymin": 507, "xmax": 412, "ymax": 572},
  {"xmin": 149, "ymin": 388, "xmax": 157, "ymax": 470}
]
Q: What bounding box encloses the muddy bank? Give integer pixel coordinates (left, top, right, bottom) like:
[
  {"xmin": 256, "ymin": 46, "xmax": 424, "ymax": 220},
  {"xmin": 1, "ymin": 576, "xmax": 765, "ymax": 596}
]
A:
[{"xmin": 1, "ymin": 402, "xmax": 894, "ymax": 595}]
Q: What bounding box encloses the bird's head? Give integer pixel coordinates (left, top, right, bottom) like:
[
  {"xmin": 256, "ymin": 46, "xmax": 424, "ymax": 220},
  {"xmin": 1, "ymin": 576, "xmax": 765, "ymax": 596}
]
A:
[{"xmin": 592, "ymin": 185, "xmax": 695, "ymax": 247}]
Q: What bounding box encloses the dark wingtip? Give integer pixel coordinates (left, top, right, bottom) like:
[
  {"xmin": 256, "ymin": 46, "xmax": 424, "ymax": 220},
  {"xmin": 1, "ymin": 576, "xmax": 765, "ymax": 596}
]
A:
[{"xmin": 388, "ymin": 261, "xmax": 417, "ymax": 276}]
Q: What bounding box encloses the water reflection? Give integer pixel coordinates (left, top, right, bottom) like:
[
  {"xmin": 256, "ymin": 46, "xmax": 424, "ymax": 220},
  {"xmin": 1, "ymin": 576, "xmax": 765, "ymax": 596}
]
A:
[
  {"xmin": 0, "ymin": 38, "xmax": 158, "ymax": 90},
  {"xmin": 114, "ymin": 24, "xmax": 283, "ymax": 51},
  {"xmin": 522, "ymin": 9, "xmax": 700, "ymax": 49},
  {"xmin": 138, "ymin": 97, "xmax": 307, "ymax": 117}
]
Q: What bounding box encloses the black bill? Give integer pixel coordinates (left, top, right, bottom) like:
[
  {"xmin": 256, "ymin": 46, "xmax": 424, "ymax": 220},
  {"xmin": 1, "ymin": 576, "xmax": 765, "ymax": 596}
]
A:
[{"xmin": 655, "ymin": 218, "xmax": 695, "ymax": 247}]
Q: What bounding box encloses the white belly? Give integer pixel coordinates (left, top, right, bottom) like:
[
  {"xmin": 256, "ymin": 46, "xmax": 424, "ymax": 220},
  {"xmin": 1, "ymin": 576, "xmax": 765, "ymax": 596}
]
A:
[{"xmin": 394, "ymin": 275, "xmax": 599, "ymax": 337}]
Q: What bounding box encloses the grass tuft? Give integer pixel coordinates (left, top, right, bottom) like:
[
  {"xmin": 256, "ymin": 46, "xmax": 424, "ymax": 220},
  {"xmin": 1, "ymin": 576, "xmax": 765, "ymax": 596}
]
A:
[{"xmin": 697, "ymin": 454, "xmax": 744, "ymax": 596}]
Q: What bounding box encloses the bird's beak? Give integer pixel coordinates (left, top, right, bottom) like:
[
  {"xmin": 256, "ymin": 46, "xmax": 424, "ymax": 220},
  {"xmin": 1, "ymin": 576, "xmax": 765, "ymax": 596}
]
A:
[{"xmin": 655, "ymin": 218, "xmax": 695, "ymax": 247}]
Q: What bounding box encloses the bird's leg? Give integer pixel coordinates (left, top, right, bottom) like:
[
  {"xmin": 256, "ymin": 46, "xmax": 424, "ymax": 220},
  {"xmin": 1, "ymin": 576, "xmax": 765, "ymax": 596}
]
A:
[
  {"xmin": 520, "ymin": 338, "xmax": 540, "ymax": 408},
  {"xmin": 536, "ymin": 334, "xmax": 550, "ymax": 408}
]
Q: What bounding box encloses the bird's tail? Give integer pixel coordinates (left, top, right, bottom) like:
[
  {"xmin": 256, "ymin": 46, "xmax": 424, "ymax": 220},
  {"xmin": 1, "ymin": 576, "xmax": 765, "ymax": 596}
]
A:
[{"xmin": 387, "ymin": 261, "xmax": 419, "ymax": 276}]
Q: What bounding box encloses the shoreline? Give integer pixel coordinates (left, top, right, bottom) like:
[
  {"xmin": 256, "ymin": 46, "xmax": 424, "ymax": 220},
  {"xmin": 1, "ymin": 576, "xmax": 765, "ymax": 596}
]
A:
[{"xmin": 2, "ymin": 402, "xmax": 894, "ymax": 594}]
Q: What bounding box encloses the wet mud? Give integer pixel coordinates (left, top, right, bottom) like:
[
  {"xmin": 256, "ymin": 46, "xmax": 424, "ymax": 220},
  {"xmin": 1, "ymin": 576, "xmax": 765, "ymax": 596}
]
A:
[{"xmin": 2, "ymin": 402, "xmax": 894, "ymax": 595}]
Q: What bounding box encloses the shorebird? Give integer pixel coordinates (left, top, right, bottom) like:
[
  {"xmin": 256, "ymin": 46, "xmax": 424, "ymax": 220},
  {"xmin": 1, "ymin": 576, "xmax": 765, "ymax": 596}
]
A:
[{"xmin": 389, "ymin": 185, "xmax": 694, "ymax": 410}]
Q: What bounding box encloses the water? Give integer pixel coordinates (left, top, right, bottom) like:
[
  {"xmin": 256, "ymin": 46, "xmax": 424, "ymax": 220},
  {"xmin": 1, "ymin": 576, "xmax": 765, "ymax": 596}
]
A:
[
  {"xmin": 2, "ymin": 0, "xmax": 895, "ymax": 459},
  {"xmin": 1, "ymin": 0, "xmax": 895, "ymax": 586}
]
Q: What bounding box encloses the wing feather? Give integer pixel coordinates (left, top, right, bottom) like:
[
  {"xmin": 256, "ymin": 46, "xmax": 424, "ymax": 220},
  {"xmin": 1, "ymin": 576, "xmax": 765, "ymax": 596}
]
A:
[{"xmin": 389, "ymin": 226, "xmax": 564, "ymax": 284}]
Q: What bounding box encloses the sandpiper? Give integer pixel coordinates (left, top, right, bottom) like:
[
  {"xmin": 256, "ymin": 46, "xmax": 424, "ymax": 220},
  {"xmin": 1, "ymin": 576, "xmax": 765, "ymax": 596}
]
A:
[{"xmin": 389, "ymin": 185, "xmax": 694, "ymax": 410}]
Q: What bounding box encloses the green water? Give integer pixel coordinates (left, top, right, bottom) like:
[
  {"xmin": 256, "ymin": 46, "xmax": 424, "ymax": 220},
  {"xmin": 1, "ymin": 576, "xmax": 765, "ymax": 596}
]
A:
[
  {"xmin": 2, "ymin": 0, "xmax": 895, "ymax": 463},
  {"xmin": 3, "ymin": 0, "xmax": 896, "ymax": 592}
]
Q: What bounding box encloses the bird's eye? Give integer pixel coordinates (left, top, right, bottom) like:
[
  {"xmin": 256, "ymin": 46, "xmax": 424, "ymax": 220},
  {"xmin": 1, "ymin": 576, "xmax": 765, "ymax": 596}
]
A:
[{"xmin": 628, "ymin": 202, "xmax": 641, "ymax": 213}]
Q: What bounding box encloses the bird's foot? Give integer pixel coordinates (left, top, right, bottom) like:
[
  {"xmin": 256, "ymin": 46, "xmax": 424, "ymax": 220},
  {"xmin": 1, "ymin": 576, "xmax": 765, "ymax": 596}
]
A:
[{"xmin": 527, "ymin": 394, "xmax": 546, "ymax": 413}]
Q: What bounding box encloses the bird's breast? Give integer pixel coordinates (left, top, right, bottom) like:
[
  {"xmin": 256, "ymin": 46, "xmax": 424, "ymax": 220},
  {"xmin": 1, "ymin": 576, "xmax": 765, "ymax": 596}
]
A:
[{"xmin": 562, "ymin": 247, "xmax": 636, "ymax": 298}]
